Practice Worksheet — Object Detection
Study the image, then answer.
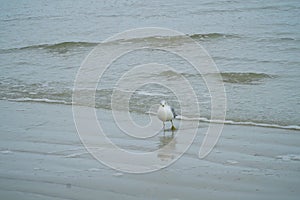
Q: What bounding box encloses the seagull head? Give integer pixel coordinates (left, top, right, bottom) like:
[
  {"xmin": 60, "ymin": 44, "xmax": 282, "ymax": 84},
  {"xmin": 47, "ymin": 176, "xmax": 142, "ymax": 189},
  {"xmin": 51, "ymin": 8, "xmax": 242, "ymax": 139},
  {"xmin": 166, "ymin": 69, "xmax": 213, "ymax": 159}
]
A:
[{"xmin": 160, "ymin": 100, "xmax": 167, "ymax": 107}]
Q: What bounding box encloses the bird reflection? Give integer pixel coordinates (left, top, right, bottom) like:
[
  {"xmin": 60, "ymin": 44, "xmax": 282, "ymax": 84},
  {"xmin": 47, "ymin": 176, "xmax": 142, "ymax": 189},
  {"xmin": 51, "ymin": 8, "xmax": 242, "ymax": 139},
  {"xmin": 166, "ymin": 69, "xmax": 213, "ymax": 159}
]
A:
[{"xmin": 157, "ymin": 130, "xmax": 177, "ymax": 161}]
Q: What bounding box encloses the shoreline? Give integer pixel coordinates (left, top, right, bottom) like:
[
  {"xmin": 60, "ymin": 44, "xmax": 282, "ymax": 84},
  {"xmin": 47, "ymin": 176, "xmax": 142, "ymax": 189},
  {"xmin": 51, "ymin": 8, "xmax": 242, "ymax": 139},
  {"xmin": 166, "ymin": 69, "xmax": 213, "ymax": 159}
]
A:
[
  {"xmin": 0, "ymin": 100, "xmax": 299, "ymax": 199},
  {"xmin": 7, "ymin": 98, "xmax": 300, "ymax": 131}
]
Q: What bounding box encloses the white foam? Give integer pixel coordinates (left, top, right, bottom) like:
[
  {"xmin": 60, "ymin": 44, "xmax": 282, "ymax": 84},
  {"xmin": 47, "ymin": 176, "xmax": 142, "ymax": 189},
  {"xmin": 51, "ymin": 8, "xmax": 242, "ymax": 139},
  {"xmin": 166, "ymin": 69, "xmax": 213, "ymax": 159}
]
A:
[
  {"xmin": 10, "ymin": 98, "xmax": 70, "ymax": 105},
  {"xmin": 226, "ymin": 160, "xmax": 239, "ymax": 165},
  {"xmin": 180, "ymin": 115, "xmax": 300, "ymax": 130},
  {"xmin": 276, "ymin": 154, "xmax": 300, "ymax": 161},
  {"xmin": 137, "ymin": 91, "xmax": 168, "ymax": 97},
  {"xmin": 88, "ymin": 168, "xmax": 101, "ymax": 172},
  {"xmin": 64, "ymin": 152, "xmax": 89, "ymax": 158},
  {"xmin": 0, "ymin": 150, "xmax": 13, "ymax": 154},
  {"xmin": 146, "ymin": 112, "xmax": 300, "ymax": 130},
  {"xmin": 113, "ymin": 172, "xmax": 124, "ymax": 177}
]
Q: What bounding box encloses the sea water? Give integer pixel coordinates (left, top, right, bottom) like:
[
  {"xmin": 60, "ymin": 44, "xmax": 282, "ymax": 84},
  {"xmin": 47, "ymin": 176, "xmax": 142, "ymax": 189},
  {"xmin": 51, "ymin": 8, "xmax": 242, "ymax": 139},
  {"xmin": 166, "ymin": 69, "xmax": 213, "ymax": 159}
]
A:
[{"xmin": 0, "ymin": 0, "xmax": 299, "ymax": 129}]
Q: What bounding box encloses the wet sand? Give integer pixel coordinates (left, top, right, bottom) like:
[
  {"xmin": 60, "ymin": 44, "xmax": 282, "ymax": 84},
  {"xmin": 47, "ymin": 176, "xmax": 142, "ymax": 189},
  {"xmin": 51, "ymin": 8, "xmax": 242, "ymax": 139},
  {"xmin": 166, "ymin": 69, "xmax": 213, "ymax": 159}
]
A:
[{"xmin": 0, "ymin": 100, "xmax": 299, "ymax": 200}]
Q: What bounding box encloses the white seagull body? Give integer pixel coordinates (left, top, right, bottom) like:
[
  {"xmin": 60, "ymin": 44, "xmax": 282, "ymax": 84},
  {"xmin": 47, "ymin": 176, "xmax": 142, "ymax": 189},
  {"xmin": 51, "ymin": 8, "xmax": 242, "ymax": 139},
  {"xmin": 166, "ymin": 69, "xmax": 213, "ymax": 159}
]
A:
[{"xmin": 157, "ymin": 100, "xmax": 177, "ymax": 130}]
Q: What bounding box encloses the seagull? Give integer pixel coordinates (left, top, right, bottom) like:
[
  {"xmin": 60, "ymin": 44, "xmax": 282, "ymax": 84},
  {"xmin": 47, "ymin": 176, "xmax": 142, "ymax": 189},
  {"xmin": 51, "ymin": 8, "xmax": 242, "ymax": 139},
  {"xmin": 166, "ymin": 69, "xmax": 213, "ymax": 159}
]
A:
[{"xmin": 157, "ymin": 100, "xmax": 177, "ymax": 130}]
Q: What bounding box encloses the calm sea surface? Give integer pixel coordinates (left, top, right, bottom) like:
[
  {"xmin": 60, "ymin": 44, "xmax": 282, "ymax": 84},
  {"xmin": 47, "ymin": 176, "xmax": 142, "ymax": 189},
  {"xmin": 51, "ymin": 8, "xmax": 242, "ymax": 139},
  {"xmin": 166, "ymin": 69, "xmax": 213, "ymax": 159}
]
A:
[{"xmin": 0, "ymin": 0, "xmax": 299, "ymax": 129}]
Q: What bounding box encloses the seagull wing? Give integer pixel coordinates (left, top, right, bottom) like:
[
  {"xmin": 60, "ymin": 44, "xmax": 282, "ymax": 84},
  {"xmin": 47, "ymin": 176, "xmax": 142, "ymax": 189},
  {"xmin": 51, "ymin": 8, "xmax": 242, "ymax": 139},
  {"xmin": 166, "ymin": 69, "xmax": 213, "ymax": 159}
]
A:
[{"xmin": 171, "ymin": 107, "xmax": 177, "ymax": 118}]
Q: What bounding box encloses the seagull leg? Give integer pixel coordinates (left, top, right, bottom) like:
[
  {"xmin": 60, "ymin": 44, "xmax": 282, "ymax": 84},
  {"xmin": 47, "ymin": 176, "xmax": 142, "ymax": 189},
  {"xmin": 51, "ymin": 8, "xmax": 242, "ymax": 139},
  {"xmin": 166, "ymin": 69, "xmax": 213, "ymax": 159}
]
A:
[
  {"xmin": 163, "ymin": 122, "xmax": 166, "ymax": 135},
  {"xmin": 171, "ymin": 120, "xmax": 176, "ymax": 130}
]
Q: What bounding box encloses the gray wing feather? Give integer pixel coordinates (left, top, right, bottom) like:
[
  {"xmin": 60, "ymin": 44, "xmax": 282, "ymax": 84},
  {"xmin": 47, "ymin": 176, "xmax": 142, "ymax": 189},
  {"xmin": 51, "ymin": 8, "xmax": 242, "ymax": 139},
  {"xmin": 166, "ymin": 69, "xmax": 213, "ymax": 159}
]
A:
[{"xmin": 171, "ymin": 107, "xmax": 177, "ymax": 118}]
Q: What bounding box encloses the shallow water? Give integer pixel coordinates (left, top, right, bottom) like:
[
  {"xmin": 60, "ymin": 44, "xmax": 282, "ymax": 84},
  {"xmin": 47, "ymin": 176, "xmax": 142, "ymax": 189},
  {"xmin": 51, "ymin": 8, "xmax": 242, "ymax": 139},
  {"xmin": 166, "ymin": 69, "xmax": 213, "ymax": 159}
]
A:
[
  {"xmin": 1, "ymin": 100, "xmax": 300, "ymax": 199},
  {"xmin": 0, "ymin": 0, "xmax": 299, "ymax": 128}
]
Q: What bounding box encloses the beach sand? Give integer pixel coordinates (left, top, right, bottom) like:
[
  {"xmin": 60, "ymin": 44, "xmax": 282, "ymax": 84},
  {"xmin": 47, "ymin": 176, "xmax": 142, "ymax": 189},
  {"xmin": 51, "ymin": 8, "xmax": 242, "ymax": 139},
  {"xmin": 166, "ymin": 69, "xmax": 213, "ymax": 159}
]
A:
[{"xmin": 0, "ymin": 100, "xmax": 299, "ymax": 200}]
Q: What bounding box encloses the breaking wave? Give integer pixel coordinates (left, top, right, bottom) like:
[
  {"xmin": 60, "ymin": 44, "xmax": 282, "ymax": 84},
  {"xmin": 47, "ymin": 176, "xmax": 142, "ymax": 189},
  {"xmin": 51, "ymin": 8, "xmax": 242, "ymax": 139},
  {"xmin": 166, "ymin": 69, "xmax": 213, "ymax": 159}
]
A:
[
  {"xmin": 158, "ymin": 70, "xmax": 276, "ymax": 85},
  {"xmin": 0, "ymin": 32, "xmax": 238, "ymax": 53}
]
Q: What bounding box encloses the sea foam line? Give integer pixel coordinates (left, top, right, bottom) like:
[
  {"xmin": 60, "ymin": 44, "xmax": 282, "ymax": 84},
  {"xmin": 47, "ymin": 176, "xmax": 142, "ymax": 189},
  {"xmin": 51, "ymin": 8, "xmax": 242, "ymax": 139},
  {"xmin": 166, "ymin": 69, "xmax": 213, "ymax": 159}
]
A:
[
  {"xmin": 9, "ymin": 97, "xmax": 71, "ymax": 105},
  {"xmin": 146, "ymin": 111, "xmax": 300, "ymax": 130},
  {"xmin": 178, "ymin": 115, "xmax": 300, "ymax": 130},
  {"xmin": 6, "ymin": 98, "xmax": 300, "ymax": 131}
]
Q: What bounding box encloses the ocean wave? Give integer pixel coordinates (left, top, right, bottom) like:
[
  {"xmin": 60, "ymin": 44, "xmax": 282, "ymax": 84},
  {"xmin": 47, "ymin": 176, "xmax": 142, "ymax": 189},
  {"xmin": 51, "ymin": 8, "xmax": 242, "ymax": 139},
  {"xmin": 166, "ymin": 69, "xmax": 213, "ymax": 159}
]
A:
[
  {"xmin": 136, "ymin": 91, "xmax": 168, "ymax": 97},
  {"xmin": 180, "ymin": 116, "xmax": 300, "ymax": 130},
  {"xmin": 0, "ymin": 41, "xmax": 98, "ymax": 54},
  {"xmin": 255, "ymin": 37, "xmax": 300, "ymax": 43},
  {"xmin": 25, "ymin": 41, "xmax": 98, "ymax": 50},
  {"xmin": 145, "ymin": 112, "xmax": 300, "ymax": 130},
  {"xmin": 9, "ymin": 97, "xmax": 71, "ymax": 105},
  {"xmin": 215, "ymin": 119, "xmax": 300, "ymax": 130},
  {"xmin": 0, "ymin": 32, "xmax": 239, "ymax": 54},
  {"xmin": 158, "ymin": 70, "xmax": 276, "ymax": 84},
  {"xmin": 220, "ymin": 72, "xmax": 276, "ymax": 84},
  {"xmin": 189, "ymin": 33, "xmax": 239, "ymax": 40},
  {"xmin": 4, "ymin": 96, "xmax": 299, "ymax": 130},
  {"xmin": 276, "ymin": 154, "xmax": 300, "ymax": 161}
]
